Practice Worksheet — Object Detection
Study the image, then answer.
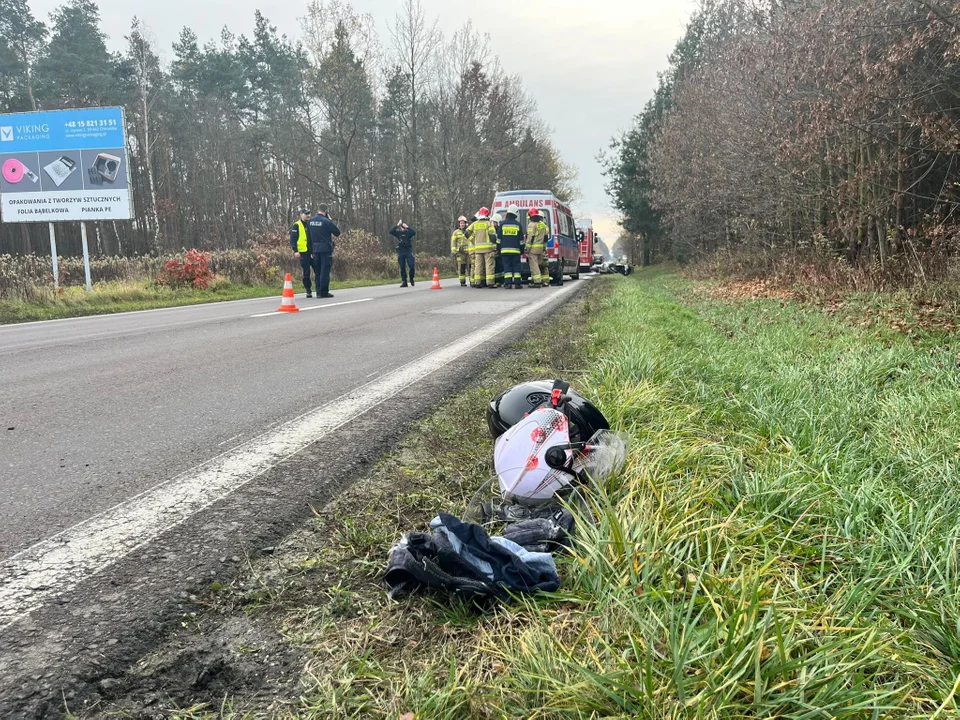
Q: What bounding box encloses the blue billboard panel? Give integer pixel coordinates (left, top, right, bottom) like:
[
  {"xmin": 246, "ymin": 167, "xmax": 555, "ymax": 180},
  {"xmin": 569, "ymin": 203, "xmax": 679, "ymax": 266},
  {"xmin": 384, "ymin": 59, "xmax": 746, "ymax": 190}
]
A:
[{"xmin": 0, "ymin": 107, "xmax": 132, "ymax": 223}]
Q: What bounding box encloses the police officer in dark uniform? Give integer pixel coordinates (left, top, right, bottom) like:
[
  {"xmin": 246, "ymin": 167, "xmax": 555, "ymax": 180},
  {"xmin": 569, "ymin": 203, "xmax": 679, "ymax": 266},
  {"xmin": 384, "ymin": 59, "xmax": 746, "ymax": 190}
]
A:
[
  {"xmin": 289, "ymin": 207, "xmax": 314, "ymax": 297},
  {"xmin": 307, "ymin": 204, "xmax": 341, "ymax": 299},
  {"xmin": 389, "ymin": 220, "xmax": 417, "ymax": 287},
  {"xmin": 498, "ymin": 205, "xmax": 526, "ymax": 289}
]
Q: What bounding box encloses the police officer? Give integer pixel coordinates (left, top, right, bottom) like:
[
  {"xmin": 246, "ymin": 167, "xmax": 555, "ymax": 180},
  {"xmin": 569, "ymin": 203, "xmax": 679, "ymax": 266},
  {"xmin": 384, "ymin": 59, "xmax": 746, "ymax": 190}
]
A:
[
  {"xmin": 467, "ymin": 207, "xmax": 497, "ymax": 288},
  {"xmin": 498, "ymin": 205, "xmax": 525, "ymax": 289},
  {"xmin": 390, "ymin": 220, "xmax": 417, "ymax": 287},
  {"xmin": 451, "ymin": 215, "xmax": 471, "ymax": 287},
  {"xmin": 289, "ymin": 207, "xmax": 315, "ymax": 297},
  {"xmin": 307, "ymin": 204, "xmax": 341, "ymax": 299},
  {"xmin": 526, "ymin": 208, "xmax": 549, "ymax": 288}
]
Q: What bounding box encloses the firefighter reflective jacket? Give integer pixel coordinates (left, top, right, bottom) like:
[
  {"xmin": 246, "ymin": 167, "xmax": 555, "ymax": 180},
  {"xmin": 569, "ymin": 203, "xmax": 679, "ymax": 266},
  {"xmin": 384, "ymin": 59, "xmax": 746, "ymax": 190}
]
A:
[
  {"xmin": 498, "ymin": 219, "xmax": 525, "ymax": 254},
  {"xmin": 468, "ymin": 219, "xmax": 497, "ymax": 252},
  {"xmin": 528, "ymin": 220, "xmax": 549, "ymax": 250},
  {"xmin": 451, "ymin": 228, "xmax": 469, "ymax": 253}
]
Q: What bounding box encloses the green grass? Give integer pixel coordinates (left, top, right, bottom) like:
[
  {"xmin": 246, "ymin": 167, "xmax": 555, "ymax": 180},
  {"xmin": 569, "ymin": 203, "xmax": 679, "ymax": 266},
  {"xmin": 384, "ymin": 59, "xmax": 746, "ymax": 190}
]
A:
[
  {"xmin": 303, "ymin": 270, "xmax": 960, "ymax": 718},
  {"xmin": 103, "ymin": 271, "xmax": 960, "ymax": 718},
  {"xmin": 0, "ymin": 277, "xmax": 399, "ymax": 325}
]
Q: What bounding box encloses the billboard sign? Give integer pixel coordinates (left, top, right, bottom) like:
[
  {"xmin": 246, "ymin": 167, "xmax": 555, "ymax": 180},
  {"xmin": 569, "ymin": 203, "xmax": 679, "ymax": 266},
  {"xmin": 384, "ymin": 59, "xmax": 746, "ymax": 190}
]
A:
[{"xmin": 0, "ymin": 106, "xmax": 132, "ymax": 223}]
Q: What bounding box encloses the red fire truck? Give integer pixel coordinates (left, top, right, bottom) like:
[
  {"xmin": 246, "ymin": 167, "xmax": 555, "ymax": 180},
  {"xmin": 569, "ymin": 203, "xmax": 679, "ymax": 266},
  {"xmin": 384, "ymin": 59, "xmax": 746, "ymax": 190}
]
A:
[{"xmin": 575, "ymin": 218, "xmax": 597, "ymax": 273}]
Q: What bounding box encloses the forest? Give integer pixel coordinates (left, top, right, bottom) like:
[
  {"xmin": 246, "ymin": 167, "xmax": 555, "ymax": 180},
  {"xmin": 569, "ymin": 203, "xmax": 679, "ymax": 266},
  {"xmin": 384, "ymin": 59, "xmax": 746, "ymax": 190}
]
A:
[
  {"xmin": 0, "ymin": 0, "xmax": 575, "ymax": 259},
  {"xmin": 607, "ymin": 0, "xmax": 960, "ymax": 284}
]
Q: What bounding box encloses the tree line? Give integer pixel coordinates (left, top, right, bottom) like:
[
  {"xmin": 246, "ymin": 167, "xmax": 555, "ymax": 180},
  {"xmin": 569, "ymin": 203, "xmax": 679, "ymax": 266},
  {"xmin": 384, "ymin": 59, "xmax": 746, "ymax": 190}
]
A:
[
  {"xmin": 606, "ymin": 0, "xmax": 960, "ymax": 274},
  {"xmin": 0, "ymin": 0, "xmax": 577, "ymax": 258}
]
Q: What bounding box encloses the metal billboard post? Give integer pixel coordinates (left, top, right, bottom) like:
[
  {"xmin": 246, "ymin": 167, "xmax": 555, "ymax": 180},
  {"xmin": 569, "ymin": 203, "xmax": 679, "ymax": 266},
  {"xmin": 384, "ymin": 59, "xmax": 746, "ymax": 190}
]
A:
[
  {"xmin": 48, "ymin": 222, "xmax": 59, "ymax": 290},
  {"xmin": 80, "ymin": 222, "xmax": 92, "ymax": 292}
]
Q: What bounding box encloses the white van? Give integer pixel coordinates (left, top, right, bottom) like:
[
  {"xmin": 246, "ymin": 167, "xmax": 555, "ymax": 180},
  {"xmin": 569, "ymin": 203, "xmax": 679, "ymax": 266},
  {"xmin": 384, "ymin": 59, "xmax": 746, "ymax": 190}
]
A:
[{"xmin": 491, "ymin": 189, "xmax": 581, "ymax": 284}]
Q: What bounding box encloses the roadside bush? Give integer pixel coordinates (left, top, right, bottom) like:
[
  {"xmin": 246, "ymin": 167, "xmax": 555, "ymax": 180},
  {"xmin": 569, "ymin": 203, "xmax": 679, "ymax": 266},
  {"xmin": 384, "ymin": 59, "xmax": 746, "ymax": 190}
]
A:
[{"xmin": 155, "ymin": 249, "xmax": 214, "ymax": 289}]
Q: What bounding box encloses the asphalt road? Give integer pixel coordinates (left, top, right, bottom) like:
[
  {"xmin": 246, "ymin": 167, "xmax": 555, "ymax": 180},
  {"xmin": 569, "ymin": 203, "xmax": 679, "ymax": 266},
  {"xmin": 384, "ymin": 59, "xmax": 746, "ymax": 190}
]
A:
[
  {"xmin": 0, "ymin": 281, "xmax": 558, "ymax": 556},
  {"xmin": 0, "ymin": 276, "xmax": 593, "ymax": 716}
]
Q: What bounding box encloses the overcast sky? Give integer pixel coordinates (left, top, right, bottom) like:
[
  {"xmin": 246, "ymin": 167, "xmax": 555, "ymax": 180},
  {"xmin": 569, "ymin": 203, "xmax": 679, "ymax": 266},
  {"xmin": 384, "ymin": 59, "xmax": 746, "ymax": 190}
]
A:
[{"xmin": 28, "ymin": 0, "xmax": 694, "ymax": 242}]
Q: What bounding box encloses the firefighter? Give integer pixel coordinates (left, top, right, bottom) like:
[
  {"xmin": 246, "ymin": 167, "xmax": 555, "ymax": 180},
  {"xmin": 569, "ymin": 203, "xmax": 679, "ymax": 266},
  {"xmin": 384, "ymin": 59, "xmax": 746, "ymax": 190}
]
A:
[
  {"xmin": 467, "ymin": 207, "xmax": 497, "ymax": 288},
  {"xmin": 526, "ymin": 208, "xmax": 549, "ymax": 288},
  {"xmin": 466, "ymin": 214, "xmax": 479, "ymax": 288},
  {"xmin": 451, "ymin": 215, "xmax": 471, "ymax": 287},
  {"xmin": 289, "ymin": 207, "xmax": 315, "ymax": 297},
  {"xmin": 498, "ymin": 205, "xmax": 525, "ymax": 289},
  {"xmin": 491, "ymin": 212, "xmax": 504, "ymax": 288}
]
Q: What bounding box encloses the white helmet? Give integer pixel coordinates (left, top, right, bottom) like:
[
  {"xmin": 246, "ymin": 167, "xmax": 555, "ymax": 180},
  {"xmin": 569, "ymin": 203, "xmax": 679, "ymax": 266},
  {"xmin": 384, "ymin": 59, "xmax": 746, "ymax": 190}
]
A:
[
  {"xmin": 494, "ymin": 407, "xmax": 583, "ymax": 505},
  {"xmin": 492, "ymin": 213, "xmax": 503, "ymax": 223},
  {"xmin": 506, "ymin": 204, "xmax": 520, "ymax": 216}
]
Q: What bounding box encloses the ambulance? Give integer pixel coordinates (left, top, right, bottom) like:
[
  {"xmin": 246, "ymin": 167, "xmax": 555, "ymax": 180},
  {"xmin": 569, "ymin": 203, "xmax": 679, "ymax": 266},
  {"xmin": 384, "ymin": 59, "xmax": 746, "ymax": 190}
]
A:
[
  {"xmin": 491, "ymin": 190, "xmax": 581, "ymax": 284},
  {"xmin": 575, "ymin": 218, "xmax": 597, "ymax": 273}
]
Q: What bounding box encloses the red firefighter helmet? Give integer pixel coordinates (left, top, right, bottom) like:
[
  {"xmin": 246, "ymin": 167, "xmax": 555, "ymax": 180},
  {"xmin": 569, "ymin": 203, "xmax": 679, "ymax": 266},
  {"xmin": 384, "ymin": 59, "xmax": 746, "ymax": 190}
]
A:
[
  {"xmin": 477, "ymin": 207, "xmax": 490, "ymax": 219},
  {"xmin": 528, "ymin": 208, "xmax": 543, "ymax": 219}
]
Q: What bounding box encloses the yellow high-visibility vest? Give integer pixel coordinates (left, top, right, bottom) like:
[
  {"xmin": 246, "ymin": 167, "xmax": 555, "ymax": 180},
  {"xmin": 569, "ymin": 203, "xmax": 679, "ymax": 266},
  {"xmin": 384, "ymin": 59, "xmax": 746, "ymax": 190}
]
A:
[{"xmin": 295, "ymin": 221, "xmax": 308, "ymax": 253}]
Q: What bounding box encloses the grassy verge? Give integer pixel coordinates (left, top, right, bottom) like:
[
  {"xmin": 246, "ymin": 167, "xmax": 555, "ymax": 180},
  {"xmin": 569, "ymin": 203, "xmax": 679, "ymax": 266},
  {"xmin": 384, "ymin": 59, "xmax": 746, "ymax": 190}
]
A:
[
  {"xmin": 0, "ymin": 278, "xmax": 399, "ymax": 325},
  {"xmin": 133, "ymin": 270, "xmax": 960, "ymax": 718}
]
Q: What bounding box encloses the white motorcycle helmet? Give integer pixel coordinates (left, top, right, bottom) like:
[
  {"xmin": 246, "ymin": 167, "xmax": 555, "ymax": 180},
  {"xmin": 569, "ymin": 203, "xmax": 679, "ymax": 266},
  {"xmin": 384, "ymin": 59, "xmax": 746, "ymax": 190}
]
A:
[
  {"xmin": 494, "ymin": 406, "xmax": 584, "ymax": 505},
  {"xmin": 490, "ymin": 380, "xmax": 627, "ymax": 506}
]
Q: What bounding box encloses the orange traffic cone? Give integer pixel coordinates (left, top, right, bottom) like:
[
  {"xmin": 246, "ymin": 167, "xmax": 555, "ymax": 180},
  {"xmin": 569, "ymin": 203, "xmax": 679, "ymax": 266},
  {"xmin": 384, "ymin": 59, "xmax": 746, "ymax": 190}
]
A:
[
  {"xmin": 277, "ymin": 273, "xmax": 300, "ymax": 312},
  {"xmin": 430, "ymin": 267, "xmax": 442, "ymax": 290}
]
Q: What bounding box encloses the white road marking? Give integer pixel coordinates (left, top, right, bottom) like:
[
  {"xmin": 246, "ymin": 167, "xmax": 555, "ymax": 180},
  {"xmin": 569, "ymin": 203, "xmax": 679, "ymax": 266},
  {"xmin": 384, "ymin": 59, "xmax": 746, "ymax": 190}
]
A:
[
  {"xmin": 300, "ymin": 298, "xmax": 373, "ymax": 312},
  {"xmin": 0, "ymin": 279, "xmax": 586, "ymax": 629},
  {"xmin": 250, "ymin": 297, "xmax": 372, "ymax": 318}
]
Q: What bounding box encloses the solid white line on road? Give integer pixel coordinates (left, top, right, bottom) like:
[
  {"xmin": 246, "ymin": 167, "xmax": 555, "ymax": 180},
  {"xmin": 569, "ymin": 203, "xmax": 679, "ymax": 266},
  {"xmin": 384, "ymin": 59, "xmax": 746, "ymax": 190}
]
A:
[
  {"xmin": 250, "ymin": 297, "xmax": 373, "ymax": 318},
  {"xmin": 0, "ymin": 278, "xmax": 588, "ymax": 629}
]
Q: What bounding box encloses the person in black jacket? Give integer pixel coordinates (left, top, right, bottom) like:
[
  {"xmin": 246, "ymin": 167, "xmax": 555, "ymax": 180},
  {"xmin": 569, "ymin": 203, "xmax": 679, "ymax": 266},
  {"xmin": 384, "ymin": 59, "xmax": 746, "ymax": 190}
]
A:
[
  {"xmin": 307, "ymin": 205, "xmax": 341, "ymax": 298},
  {"xmin": 390, "ymin": 220, "xmax": 417, "ymax": 287},
  {"xmin": 498, "ymin": 206, "xmax": 526, "ymax": 289}
]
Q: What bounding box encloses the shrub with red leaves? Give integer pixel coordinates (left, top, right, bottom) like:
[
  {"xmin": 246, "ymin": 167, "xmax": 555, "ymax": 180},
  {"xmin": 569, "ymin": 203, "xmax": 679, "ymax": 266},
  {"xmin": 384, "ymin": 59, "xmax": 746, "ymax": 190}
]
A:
[{"xmin": 156, "ymin": 248, "xmax": 214, "ymax": 289}]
